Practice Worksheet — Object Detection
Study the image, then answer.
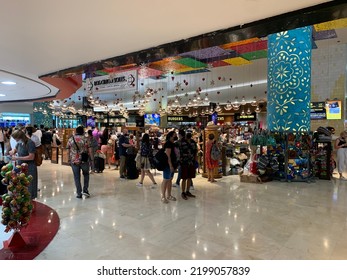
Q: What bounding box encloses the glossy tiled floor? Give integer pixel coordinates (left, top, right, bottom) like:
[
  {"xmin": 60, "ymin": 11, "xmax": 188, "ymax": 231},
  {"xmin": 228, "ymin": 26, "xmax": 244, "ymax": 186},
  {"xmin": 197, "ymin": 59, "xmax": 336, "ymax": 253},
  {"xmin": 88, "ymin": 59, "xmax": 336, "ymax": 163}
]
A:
[{"xmin": 29, "ymin": 160, "xmax": 347, "ymax": 260}]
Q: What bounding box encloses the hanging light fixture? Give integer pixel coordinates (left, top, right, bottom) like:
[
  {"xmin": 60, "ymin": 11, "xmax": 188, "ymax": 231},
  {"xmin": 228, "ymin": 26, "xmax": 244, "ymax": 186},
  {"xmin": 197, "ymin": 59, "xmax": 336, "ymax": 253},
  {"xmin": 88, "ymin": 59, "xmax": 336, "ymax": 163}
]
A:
[
  {"xmin": 246, "ymin": 107, "xmax": 252, "ymax": 115},
  {"xmin": 241, "ymin": 96, "xmax": 247, "ymax": 105},
  {"xmin": 251, "ymin": 96, "xmax": 258, "ymax": 107},
  {"xmin": 255, "ymin": 106, "xmax": 261, "ymax": 113},
  {"xmin": 215, "ymin": 103, "xmax": 222, "ymax": 113},
  {"xmin": 232, "ymin": 96, "xmax": 240, "ymax": 110}
]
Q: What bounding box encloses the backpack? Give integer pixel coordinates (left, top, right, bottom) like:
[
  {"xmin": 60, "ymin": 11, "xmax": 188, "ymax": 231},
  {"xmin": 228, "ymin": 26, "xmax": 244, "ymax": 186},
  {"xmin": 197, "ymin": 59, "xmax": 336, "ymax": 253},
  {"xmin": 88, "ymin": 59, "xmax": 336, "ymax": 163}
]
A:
[
  {"xmin": 210, "ymin": 141, "xmax": 221, "ymax": 161},
  {"xmin": 34, "ymin": 145, "xmax": 43, "ymax": 166},
  {"xmin": 152, "ymin": 148, "xmax": 168, "ymax": 171}
]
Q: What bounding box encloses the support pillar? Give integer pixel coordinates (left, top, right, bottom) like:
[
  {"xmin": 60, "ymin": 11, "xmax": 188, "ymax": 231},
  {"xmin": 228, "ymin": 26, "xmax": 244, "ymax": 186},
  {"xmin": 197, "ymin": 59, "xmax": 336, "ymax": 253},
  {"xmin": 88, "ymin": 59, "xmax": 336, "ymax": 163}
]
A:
[{"xmin": 267, "ymin": 26, "xmax": 312, "ymax": 132}]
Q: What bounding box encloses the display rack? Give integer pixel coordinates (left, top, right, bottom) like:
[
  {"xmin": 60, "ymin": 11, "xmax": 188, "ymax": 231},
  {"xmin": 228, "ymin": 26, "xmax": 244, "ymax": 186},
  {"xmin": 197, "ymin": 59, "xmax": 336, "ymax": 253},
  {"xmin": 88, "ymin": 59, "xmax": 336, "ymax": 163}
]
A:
[
  {"xmin": 313, "ymin": 140, "xmax": 332, "ymax": 180},
  {"xmin": 252, "ymin": 131, "xmax": 314, "ymax": 182}
]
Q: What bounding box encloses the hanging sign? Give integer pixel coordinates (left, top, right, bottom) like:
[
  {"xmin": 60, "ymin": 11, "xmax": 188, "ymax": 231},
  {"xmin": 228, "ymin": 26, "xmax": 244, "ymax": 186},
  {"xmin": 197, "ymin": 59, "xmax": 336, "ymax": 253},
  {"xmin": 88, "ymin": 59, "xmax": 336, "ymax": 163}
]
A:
[{"xmin": 91, "ymin": 70, "xmax": 137, "ymax": 92}]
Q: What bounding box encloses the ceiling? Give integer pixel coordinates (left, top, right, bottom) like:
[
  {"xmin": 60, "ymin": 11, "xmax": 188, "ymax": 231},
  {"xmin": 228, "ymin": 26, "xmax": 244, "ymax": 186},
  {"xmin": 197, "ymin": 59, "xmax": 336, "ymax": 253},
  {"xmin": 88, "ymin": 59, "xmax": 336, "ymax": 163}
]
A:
[{"xmin": 0, "ymin": 0, "xmax": 345, "ymax": 109}]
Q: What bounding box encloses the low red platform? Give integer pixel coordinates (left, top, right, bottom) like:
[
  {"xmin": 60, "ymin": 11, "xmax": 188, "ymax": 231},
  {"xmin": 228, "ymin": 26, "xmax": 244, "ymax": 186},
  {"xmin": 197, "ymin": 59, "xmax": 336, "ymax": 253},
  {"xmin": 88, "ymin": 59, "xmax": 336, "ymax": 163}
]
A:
[{"xmin": 0, "ymin": 201, "xmax": 60, "ymax": 260}]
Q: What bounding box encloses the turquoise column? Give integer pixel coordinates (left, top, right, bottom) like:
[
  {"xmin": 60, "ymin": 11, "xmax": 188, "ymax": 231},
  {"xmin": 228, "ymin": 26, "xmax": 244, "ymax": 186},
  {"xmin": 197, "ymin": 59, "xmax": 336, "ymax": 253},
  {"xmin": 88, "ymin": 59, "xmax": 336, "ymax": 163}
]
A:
[{"xmin": 267, "ymin": 26, "xmax": 312, "ymax": 131}]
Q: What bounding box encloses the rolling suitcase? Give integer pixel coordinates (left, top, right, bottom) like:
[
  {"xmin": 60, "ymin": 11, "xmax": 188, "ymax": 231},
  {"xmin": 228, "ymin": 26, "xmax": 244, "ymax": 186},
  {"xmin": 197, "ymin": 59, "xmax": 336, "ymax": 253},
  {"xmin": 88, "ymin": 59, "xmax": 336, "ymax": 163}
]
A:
[{"xmin": 94, "ymin": 156, "xmax": 105, "ymax": 173}]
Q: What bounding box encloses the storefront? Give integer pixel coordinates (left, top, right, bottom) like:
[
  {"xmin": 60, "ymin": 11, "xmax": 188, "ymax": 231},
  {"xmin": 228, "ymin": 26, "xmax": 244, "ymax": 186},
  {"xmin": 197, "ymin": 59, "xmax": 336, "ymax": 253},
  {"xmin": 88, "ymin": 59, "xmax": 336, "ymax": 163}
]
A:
[{"xmin": 0, "ymin": 112, "xmax": 31, "ymax": 127}]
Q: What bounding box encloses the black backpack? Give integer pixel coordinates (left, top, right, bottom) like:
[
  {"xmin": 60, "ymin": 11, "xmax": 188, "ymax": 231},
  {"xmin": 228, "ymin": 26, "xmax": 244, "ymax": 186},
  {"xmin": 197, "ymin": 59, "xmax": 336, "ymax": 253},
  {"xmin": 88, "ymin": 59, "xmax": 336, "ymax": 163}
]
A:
[{"xmin": 152, "ymin": 148, "xmax": 168, "ymax": 171}]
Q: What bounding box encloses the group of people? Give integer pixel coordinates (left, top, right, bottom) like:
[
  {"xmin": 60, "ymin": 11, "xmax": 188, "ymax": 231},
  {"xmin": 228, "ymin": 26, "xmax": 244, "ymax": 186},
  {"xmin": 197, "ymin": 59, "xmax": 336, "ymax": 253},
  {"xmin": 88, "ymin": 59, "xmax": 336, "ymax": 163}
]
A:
[
  {"xmin": 136, "ymin": 128, "xmax": 220, "ymax": 203},
  {"xmin": 66, "ymin": 125, "xmax": 221, "ymax": 202},
  {"xmin": 1, "ymin": 123, "xmax": 221, "ymax": 204}
]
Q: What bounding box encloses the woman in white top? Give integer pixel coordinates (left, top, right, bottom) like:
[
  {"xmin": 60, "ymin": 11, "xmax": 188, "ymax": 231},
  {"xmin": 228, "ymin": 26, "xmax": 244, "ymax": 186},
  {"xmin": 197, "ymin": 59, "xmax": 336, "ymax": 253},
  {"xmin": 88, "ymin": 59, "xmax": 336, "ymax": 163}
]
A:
[{"xmin": 52, "ymin": 130, "xmax": 61, "ymax": 147}]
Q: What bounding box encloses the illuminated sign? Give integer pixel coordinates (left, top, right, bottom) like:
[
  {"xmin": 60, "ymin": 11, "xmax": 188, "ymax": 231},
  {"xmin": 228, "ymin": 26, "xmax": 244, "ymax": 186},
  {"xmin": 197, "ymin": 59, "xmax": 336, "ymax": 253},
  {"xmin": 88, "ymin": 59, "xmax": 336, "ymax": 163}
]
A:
[
  {"xmin": 310, "ymin": 102, "xmax": 326, "ymax": 120},
  {"xmin": 234, "ymin": 113, "xmax": 257, "ymax": 121},
  {"xmin": 167, "ymin": 116, "xmax": 196, "ymax": 122},
  {"xmin": 326, "ymin": 100, "xmax": 341, "ymax": 120}
]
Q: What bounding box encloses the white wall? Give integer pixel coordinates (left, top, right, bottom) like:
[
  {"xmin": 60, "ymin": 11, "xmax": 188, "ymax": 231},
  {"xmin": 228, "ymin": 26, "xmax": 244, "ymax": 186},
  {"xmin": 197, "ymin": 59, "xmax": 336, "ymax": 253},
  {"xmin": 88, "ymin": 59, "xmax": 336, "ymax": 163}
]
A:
[{"xmin": 0, "ymin": 102, "xmax": 33, "ymax": 122}]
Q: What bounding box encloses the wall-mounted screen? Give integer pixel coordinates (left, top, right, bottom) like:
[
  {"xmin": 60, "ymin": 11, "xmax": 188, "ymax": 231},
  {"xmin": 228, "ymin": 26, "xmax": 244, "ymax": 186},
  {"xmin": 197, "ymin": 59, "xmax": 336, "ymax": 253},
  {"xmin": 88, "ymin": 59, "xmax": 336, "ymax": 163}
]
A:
[
  {"xmin": 326, "ymin": 100, "xmax": 341, "ymax": 120},
  {"xmin": 144, "ymin": 114, "xmax": 160, "ymax": 126},
  {"xmin": 310, "ymin": 102, "xmax": 326, "ymax": 120}
]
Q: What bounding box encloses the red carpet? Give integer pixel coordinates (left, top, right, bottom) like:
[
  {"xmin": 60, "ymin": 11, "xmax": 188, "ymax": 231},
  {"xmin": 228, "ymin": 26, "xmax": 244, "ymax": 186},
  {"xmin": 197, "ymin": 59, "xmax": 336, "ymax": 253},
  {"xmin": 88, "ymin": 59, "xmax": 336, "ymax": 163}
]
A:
[{"xmin": 0, "ymin": 201, "xmax": 60, "ymax": 260}]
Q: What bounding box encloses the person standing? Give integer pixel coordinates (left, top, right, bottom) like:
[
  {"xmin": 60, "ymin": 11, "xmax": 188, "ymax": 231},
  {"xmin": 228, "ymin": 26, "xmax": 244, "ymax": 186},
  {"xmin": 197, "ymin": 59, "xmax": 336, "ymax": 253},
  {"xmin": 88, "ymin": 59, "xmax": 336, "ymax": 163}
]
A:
[
  {"xmin": 33, "ymin": 124, "xmax": 42, "ymax": 143},
  {"xmin": 173, "ymin": 130, "xmax": 184, "ymax": 188},
  {"xmin": 87, "ymin": 129, "xmax": 98, "ymax": 173},
  {"xmin": 92, "ymin": 127, "xmax": 101, "ymax": 149},
  {"xmin": 335, "ymin": 131, "xmax": 347, "ymax": 180},
  {"xmin": 205, "ymin": 133, "xmax": 219, "ymax": 182},
  {"xmin": 52, "ymin": 129, "xmax": 61, "ymax": 147},
  {"xmin": 178, "ymin": 131, "xmax": 196, "ymax": 200},
  {"xmin": 67, "ymin": 126, "xmax": 90, "ymax": 199},
  {"xmin": 100, "ymin": 128, "xmax": 113, "ymax": 169},
  {"xmin": 4, "ymin": 128, "xmax": 11, "ymax": 155},
  {"xmin": 0, "ymin": 127, "xmax": 5, "ymax": 156},
  {"xmin": 10, "ymin": 129, "xmax": 38, "ymax": 199},
  {"xmin": 41, "ymin": 127, "xmax": 53, "ymax": 160},
  {"xmin": 136, "ymin": 133, "xmax": 157, "ymax": 188},
  {"xmin": 161, "ymin": 131, "xmax": 178, "ymax": 203},
  {"xmin": 118, "ymin": 128, "xmax": 133, "ymax": 179}
]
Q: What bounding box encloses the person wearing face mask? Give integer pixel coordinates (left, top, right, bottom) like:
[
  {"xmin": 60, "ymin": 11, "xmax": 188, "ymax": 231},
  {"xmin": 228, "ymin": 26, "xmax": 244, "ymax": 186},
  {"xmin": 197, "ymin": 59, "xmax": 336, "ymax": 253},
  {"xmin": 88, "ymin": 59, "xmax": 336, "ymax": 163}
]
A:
[
  {"xmin": 9, "ymin": 129, "xmax": 38, "ymax": 199},
  {"xmin": 335, "ymin": 131, "xmax": 347, "ymax": 180}
]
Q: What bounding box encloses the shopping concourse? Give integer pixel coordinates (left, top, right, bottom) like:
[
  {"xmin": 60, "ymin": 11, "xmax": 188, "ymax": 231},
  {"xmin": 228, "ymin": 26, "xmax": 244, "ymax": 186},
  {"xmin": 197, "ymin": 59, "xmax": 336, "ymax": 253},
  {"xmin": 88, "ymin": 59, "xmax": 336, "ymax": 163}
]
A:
[{"xmin": 1, "ymin": 1, "xmax": 347, "ymax": 262}]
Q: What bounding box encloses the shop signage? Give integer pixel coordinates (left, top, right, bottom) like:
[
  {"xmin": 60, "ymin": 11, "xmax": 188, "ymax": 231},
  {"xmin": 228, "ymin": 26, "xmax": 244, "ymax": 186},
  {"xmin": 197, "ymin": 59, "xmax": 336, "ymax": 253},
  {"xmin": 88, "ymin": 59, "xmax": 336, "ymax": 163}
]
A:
[
  {"xmin": 167, "ymin": 116, "xmax": 195, "ymax": 122},
  {"xmin": 310, "ymin": 102, "xmax": 326, "ymax": 120},
  {"xmin": 234, "ymin": 112, "xmax": 257, "ymax": 121},
  {"xmin": 90, "ymin": 70, "xmax": 137, "ymax": 92},
  {"xmin": 125, "ymin": 122, "xmax": 136, "ymax": 127}
]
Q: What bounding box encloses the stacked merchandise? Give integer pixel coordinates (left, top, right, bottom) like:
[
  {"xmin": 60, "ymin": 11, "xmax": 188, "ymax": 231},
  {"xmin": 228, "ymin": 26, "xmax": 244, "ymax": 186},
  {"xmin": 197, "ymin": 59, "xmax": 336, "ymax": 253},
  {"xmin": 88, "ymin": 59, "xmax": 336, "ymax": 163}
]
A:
[
  {"xmin": 250, "ymin": 131, "xmax": 314, "ymax": 182},
  {"xmin": 285, "ymin": 132, "xmax": 313, "ymax": 182},
  {"xmin": 249, "ymin": 131, "xmax": 284, "ymax": 182}
]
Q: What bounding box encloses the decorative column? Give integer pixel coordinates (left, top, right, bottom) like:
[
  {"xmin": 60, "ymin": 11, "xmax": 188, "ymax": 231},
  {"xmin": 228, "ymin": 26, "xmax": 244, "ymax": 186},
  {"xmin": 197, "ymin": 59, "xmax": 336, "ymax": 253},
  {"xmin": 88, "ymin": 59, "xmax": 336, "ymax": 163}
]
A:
[{"xmin": 267, "ymin": 26, "xmax": 312, "ymax": 131}]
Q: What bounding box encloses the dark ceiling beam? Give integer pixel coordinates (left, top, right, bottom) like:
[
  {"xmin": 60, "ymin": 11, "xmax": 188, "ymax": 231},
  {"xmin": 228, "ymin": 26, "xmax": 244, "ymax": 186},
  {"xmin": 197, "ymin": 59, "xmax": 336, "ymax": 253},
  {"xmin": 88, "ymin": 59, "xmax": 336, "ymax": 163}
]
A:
[{"xmin": 40, "ymin": 1, "xmax": 347, "ymax": 79}]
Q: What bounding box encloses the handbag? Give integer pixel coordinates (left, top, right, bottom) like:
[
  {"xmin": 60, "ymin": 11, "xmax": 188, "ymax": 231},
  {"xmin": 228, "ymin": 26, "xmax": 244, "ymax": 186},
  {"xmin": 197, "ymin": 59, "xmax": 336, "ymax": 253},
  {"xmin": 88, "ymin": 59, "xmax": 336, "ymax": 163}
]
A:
[
  {"xmin": 56, "ymin": 138, "xmax": 61, "ymax": 146},
  {"xmin": 72, "ymin": 136, "xmax": 89, "ymax": 163},
  {"xmin": 126, "ymin": 146, "xmax": 136, "ymax": 155}
]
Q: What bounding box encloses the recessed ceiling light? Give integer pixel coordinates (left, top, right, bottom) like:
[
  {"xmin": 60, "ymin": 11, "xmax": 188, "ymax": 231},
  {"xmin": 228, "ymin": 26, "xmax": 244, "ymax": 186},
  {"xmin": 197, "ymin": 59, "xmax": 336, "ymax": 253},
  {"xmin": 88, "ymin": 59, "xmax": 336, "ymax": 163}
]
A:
[
  {"xmin": 1, "ymin": 81, "xmax": 16, "ymax": 85},
  {"xmin": 0, "ymin": 94, "xmax": 6, "ymax": 97}
]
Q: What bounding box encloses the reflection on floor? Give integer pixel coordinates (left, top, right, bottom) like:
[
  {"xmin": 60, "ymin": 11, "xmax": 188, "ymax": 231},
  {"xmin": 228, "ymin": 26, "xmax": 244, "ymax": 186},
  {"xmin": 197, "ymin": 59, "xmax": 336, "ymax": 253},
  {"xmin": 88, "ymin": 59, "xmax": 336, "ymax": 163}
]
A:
[
  {"xmin": 8, "ymin": 160, "xmax": 347, "ymax": 260},
  {"xmin": 0, "ymin": 201, "xmax": 60, "ymax": 260}
]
